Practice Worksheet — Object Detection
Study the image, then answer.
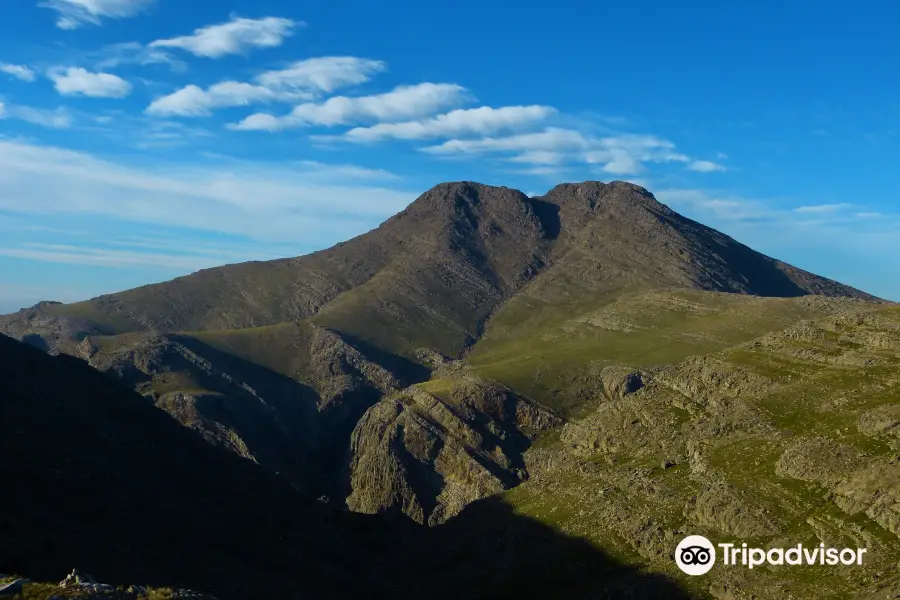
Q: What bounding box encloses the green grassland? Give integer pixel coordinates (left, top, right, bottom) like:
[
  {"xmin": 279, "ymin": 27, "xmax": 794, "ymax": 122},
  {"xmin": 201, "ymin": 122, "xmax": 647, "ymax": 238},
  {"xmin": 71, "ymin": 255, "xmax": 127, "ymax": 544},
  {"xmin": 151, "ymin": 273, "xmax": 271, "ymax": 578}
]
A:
[
  {"xmin": 467, "ymin": 289, "xmax": 850, "ymax": 415},
  {"xmin": 476, "ymin": 301, "xmax": 900, "ymax": 599}
]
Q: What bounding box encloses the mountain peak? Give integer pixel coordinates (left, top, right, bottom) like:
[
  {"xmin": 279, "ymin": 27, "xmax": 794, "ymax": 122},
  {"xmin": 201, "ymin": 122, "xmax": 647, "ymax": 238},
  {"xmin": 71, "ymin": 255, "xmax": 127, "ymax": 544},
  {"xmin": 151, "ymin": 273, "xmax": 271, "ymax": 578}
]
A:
[{"xmin": 0, "ymin": 179, "xmax": 873, "ymax": 358}]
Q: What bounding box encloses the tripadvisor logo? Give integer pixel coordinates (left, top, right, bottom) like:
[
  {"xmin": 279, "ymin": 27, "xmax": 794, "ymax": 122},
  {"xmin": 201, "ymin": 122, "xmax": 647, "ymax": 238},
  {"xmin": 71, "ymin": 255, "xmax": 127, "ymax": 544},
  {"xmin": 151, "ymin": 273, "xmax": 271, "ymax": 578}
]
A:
[
  {"xmin": 675, "ymin": 535, "xmax": 716, "ymax": 576},
  {"xmin": 674, "ymin": 535, "xmax": 867, "ymax": 576}
]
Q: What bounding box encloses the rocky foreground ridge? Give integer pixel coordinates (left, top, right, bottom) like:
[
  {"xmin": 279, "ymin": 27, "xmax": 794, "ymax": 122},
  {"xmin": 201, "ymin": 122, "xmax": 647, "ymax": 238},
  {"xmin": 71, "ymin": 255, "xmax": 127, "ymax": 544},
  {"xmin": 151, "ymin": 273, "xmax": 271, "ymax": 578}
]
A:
[{"xmin": 0, "ymin": 570, "xmax": 217, "ymax": 599}]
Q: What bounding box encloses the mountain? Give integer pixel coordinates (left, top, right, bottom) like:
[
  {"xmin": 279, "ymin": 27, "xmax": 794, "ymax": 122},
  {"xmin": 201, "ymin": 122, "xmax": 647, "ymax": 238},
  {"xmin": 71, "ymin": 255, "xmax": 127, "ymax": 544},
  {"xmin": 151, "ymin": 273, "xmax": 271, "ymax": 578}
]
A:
[
  {"xmin": 2, "ymin": 179, "xmax": 891, "ymax": 593},
  {"xmin": 2, "ymin": 181, "xmax": 870, "ymax": 359}
]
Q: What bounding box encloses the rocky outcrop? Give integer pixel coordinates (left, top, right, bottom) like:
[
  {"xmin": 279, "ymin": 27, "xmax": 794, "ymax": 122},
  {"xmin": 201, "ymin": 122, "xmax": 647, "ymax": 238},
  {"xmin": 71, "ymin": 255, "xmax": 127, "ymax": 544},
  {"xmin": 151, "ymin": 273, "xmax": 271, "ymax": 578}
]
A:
[
  {"xmin": 347, "ymin": 381, "xmax": 558, "ymax": 524},
  {"xmin": 775, "ymin": 437, "xmax": 868, "ymax": 485},
  {"xmin": 858, "ymin": 404, "xmax": 900, "ymax": 439},
  {"xmin": 0, "ymin": 570, "xmax": 221, "ymax": 599}
]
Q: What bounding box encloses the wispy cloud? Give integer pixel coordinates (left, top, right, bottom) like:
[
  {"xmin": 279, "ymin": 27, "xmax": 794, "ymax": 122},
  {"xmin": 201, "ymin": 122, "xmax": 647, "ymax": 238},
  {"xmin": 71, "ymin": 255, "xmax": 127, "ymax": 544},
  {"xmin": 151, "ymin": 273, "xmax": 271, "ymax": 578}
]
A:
[
  {"xmin": 793, "ymin": 203, "xmax": 853, "ymax": 214},
  {"xmin": 230, "ymin": 83, "xmax": 470, "ymax": 131},
  {"xmin": 0, "ymin": 63, "xmax": 36, "ymax": 82},
  {"xmin": 0, "ymin": 139, "xmax": 415, "ymax": 244},
  {"xmin": 688, "ymin": 159, "xmax": 727, "ymax": 172},
  {"xmin": 256, "ymin": 57, "xmax": 387, "ymax": 93},
  {"xmin": 145, "ymin": 56, "xmax": 387, "ymax": 118},
  {"xmin": 94, "ymin": 42, "xmax": 184, "ymax": 71},
  {"xmin": 40, "ymin": 0, "xmax": 155, "ymax": 29},
  {"xmin": 423, "ymin": 128, "xmax": 690, "ymax": 176},
  {"xmin": 48, "ymin": 67, "xmax": 132, "ymax": 98},
  {"xmin": 146, "ymin": 82, "xmax": 308, "ymax": 117},
  {"xmin": 0, "ymin": 102, "xmax": 72, "ymax": 128},
  {"xmin": 0, "ymin": 243, "xmax": 232, "ymax": 271},
  {"xmin": 149, "ymin": 16, "xmax": 302, "ymax": 59},
  {"xmin": 655, "ymin": 189, "xmax": 772, "ymax": 222},
  {"xmin": 332, "ymin": 105, "xmax": 556, "ymax": 143}
]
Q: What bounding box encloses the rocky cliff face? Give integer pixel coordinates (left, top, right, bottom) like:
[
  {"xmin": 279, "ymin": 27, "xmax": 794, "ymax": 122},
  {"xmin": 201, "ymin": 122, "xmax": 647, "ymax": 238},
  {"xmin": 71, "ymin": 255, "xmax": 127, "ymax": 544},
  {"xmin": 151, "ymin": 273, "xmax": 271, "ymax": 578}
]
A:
[{"xmin": 347, "ymin": 377, "xmax": 558, "ymax": 524}]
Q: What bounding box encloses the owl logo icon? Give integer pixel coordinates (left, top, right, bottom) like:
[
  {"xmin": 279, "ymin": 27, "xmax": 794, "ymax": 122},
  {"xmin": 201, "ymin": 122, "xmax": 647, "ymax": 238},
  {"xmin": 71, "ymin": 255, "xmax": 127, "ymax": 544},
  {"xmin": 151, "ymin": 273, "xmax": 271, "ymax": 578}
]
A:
[{"xmin": 675, "ymin": 535, "xmax": 716, "ymax": 575}]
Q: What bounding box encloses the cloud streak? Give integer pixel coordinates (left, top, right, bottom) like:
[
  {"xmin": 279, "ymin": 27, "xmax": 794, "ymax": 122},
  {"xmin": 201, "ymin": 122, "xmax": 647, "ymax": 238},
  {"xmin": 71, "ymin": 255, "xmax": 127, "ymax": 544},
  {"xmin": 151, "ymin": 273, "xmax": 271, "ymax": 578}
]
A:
[
  {"xmin": 146, "ymin": 57, "xmax": 387, "ymax": 117},
  {"xmin": 149, "ymin": 16, "xmax": 301, "ymax": 58},
  {"xmin": 0, "ymin": 102, "xmax": 72, "ymax": 128},
  {"xmin": 688, "ymin": 160, "xmax": 727, "ymax": 172},
  {"xmin": 335, "ymin": 105, "xmax": 556, "ymax": 142},
  {"xmin": 423, "ymin": 128, "xmax": 690, "ymax": 175},
  {"xmin": 230, "ymin": 83, "xmax": 470, "ymax": 131},
  {"xmin": 40, "ymin": 0, "xmax": 155, "ymax": 29},
  {"xmin": 0, "ymin": 139, "xmax": 415, "ymax": 244},
  {"xmin": 256, "ymin": 57, "xmax": 387, "ymax": 93},
  {"xmin": 48, "ymin": 67, "xmax": 132, "ymax": 98},
  {"xmin": 146, "ymin": 82, "xmax": 307, "ymax": 117},
  {"xmin": 0, "ymin": 63, "xmax": 36, "ymax": 82}
]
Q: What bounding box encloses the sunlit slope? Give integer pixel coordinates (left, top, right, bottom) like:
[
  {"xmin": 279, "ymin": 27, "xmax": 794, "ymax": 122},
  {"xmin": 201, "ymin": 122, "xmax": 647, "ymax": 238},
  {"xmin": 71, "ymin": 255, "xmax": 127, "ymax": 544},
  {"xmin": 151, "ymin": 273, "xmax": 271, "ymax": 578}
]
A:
[
  {"xmin": 467, "ymin": 289, "xmax": 867, "ymax": 415},
  {"xmin": 496, "ymin": 304, "xmax": 900, "ymax": 599}
]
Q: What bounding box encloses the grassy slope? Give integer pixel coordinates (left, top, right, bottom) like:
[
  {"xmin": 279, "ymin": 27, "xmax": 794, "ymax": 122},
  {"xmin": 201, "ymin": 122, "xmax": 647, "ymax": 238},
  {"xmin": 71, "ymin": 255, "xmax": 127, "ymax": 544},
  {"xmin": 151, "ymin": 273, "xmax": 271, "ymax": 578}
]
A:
[
  {"xmin": 476, "ymin": 302, "xmax": 900, "ymax": 599},
  {"xmin": 467, "ymin": 289, "xmax": 844, "ymax": 415}
]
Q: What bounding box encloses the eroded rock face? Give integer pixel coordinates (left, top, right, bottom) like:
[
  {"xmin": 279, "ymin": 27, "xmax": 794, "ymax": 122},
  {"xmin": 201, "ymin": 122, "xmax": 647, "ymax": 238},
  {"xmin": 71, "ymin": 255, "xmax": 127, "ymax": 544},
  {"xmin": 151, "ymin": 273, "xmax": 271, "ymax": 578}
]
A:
[
  {"xmin": 858, "ymin": 404, "xmax": 900, "ymax": 439},
  {"xmin": 601, "ymin": 366, "xmax": 645, "ymax": 400},
  {"xmin": 347, "ymin": 382, "xmax": 558, "ymax": 524},
  {"xmin": 775, "ymin": 437, "xmax": 868, "ymax": 485}
]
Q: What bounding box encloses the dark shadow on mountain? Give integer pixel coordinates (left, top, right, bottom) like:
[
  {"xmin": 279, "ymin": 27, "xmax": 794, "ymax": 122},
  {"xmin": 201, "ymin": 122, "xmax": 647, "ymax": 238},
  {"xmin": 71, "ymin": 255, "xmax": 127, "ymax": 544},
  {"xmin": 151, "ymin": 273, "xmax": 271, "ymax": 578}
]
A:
[
  {"xmin": 153, "ymin": 335, "xmax": 328, "ymax": 492},
  {"xmin": 379, "ymin": 496, "xmax": 693, "ymax": 600},
  {"xmin": 0, "ymin": 334, "xmax": 378, "ymax": 600},
  {"xmin": 661, "ymin": 213, "xmax": 811, "ymax": 297},
  {"xmin": 1, "ymin": 334, "xmax": 694, "ymax": 600},
  {"xmin": 329, "ymin": 329, "xmax": 431, "ymax": 384},
  {"xmin": 20, "ymin": 333, "xmax": 49, "ymax": 352},
  {"xmin": 526, "ymin": 197, "xmax": 562, "ymax": 240}
]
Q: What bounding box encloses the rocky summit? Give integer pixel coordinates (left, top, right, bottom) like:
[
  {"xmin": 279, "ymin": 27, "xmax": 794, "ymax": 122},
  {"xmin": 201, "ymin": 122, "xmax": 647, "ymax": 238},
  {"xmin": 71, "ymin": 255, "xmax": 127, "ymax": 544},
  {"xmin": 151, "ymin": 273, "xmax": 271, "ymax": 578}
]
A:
[{"xmin": 2, "ymin": 181, "xmax": 897, "ymax": 599}]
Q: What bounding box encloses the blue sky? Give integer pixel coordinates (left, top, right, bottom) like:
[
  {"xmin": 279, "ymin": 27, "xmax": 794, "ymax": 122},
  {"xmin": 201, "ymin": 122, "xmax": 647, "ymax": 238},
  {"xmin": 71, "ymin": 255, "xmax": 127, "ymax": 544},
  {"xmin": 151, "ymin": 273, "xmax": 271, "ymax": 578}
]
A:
[{"xmin": 1, "ymin": 0, "xmax": 899, "ymax": 312}]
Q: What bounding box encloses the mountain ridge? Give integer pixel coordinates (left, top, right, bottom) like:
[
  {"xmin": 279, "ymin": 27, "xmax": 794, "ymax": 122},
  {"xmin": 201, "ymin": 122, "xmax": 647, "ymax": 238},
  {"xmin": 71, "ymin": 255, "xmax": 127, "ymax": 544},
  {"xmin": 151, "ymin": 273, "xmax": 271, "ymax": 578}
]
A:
[{"xmin": 1, "ymin": 180, "xmax": 875, "ymax": 359}]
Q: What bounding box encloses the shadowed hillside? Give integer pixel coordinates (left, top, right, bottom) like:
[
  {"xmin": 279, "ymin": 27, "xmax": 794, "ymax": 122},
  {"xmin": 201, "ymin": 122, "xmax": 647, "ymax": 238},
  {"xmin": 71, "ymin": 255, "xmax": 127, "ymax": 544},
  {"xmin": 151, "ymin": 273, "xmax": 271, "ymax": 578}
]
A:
[{"xmin": 0, "ymin": 333, "xmax": 694, "ymax": 600}]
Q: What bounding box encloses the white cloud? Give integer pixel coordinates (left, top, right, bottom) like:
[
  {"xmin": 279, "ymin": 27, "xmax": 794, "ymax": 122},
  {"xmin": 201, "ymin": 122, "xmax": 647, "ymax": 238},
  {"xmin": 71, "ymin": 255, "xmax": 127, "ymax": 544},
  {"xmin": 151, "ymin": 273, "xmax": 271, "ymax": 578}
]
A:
[
  {"xmin": 655, "ymin": 189, "xmax": 772, "ymax": 222},
  {"xmin": 40, "ymin": 0, "xmax": 155, "ymax": 29},
  {"xmin": 257, "ymin": 57, "xmax": 387, "ymax": 93},
  {"xmin": 0, "ymin": 140, "xmax": 415, "ymax": 244},
  {"xmin": 48, "ymin": 67, "xmax": 132, "ymax": 98},
  {"xmin": 0, "ymin": 243, "xmax": 230, "ymax": 271},
  {"xmin": 146, "ymin": 82, "xmax": 308, "ymax": 117},
  {"xmin": 688, "ymin": 160, "xmax": 727, "ymax": 172},
  {"xmin": 294, "ymin": 160, "xmax": 400, "ymax": 181},
  {"xmin": 149, "ymin": 16, "xmax": 301, "ymax": 58},
  {"xmin": 337, "ymin": 105, "xmax": 556, "ymax": 142},
  {"xmin": 793, "ymin": 203, "xmax": 853, "ymax": 214},
  {"xmin": 94, "ymin": 42, "xmax": 183, "ymax": 71},
  {"xmin": 423, "ymin": 128, "xmax": 688, "ymax": 175},
  {"xmin": 0, "ymin": 63, "xmax": 37, "ymax": 82},
  {"xmin": 0, "ymin": 103, "xmax": 72, "ymax": 128},
  {"xmin": 230, "ymin": 83, "xmax": 469, "ymax": 131},
  {"xmin": 145, "ymin": 56, "xmax": 388, "ymax": 118}
]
